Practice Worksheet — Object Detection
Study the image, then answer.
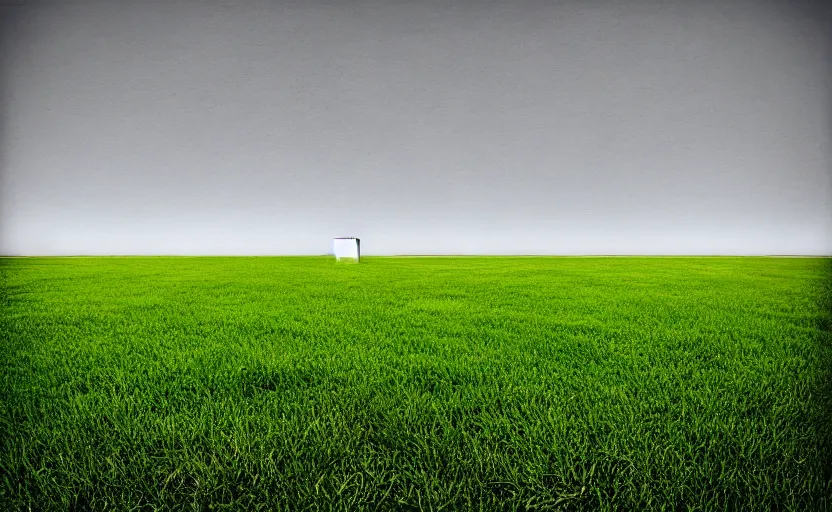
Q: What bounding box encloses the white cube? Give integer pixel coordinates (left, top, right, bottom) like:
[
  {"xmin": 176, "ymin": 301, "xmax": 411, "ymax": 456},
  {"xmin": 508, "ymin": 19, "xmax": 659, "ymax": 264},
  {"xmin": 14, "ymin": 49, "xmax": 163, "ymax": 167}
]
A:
[{"xmin": 333, "ymin": 237, "xmax": 360, "ymax": 261}]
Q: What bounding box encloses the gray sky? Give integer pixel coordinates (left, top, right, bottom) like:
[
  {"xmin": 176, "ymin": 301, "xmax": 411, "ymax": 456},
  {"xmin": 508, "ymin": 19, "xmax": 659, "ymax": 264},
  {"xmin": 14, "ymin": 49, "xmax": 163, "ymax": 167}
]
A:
[{"xmin": 1, "ymin": 0, "xmax": 830, "ymax": 255}]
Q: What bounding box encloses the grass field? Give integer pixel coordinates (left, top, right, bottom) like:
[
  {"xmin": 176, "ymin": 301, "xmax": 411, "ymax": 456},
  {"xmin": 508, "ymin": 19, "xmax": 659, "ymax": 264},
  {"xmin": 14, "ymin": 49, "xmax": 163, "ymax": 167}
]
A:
[{"xmin": 1, "ymin": 256, "xmax": 831, "ymax": 511}]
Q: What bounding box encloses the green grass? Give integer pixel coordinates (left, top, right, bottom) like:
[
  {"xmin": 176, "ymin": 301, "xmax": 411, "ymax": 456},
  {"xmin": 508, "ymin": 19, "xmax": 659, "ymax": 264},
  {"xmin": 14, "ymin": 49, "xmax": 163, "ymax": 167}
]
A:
[{"xmin": 1, "ymin": 256, "xmax": 830, "ymax": 511}]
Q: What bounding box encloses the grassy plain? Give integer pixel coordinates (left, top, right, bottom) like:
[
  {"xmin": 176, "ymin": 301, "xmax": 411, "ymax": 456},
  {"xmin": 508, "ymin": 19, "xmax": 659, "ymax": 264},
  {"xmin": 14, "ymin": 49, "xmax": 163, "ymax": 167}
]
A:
[{"xmin": 1, "ymin": 256, "xmax": 831, "ymax": 510}]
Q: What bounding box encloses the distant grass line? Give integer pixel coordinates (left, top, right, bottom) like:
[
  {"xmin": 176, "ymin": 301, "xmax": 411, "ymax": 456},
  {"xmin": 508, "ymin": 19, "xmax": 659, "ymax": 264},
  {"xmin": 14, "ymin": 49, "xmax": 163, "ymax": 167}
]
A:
[
  {"xmin": 1, "ymin": 256, "xmax": 831, "ymax": 511},
  {"xmin": 2, "ymin": 254, "xmax": 830, "ymax": 258}
]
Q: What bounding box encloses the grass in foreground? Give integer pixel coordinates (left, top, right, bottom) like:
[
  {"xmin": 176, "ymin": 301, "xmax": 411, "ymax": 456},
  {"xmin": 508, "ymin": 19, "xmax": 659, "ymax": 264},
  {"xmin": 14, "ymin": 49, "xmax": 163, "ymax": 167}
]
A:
[{"xmin": 1, "ymin": 256, "xmax": 831, "ymax": 511}]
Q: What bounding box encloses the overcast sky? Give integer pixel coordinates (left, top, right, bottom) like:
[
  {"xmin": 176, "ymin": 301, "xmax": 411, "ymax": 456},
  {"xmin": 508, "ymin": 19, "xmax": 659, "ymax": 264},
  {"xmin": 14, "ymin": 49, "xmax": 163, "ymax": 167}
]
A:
[{"xmin": 1, "ymin": 0, "xmax": 829, "ymax": 255}]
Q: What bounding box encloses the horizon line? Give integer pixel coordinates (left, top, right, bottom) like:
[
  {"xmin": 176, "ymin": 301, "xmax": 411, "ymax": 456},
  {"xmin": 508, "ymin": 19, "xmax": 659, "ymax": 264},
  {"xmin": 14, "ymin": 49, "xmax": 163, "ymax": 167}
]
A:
[{"xmin": 2, "ymin": 254, "xmax": 831, "ymax": 258}]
